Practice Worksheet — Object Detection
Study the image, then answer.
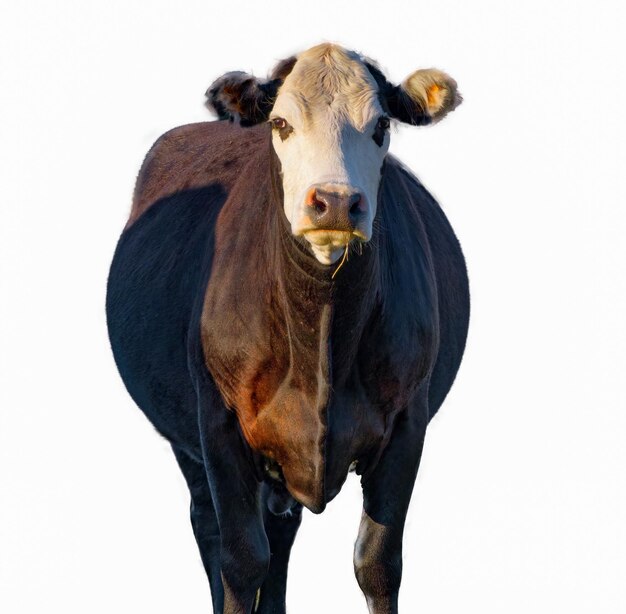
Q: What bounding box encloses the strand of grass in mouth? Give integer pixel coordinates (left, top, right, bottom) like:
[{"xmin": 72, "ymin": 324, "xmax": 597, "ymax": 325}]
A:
[{"xmin": 331, "ymin": 243, "xmax": 349, "ymax": 279}]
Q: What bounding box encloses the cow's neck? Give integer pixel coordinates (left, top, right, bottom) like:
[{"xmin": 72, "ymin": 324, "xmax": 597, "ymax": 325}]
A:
[{"xmin": 273, "ymin": 182, "xmax": 379, "ymax": 392}]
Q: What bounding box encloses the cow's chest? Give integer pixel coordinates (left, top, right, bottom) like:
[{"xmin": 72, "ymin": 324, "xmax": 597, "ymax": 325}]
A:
[
  {"xmin": 203, "ymin": 287, "xmax": 433, "ymax": 479},
  {"xmin": 200, "ymin": 233, "xmax": 437, "ymax": 507}
]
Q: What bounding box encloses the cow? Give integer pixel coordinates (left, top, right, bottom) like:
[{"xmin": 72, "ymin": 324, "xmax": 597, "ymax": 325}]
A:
[{"xmin": 106, "ymin": 43, "xmax": 469, "ymax": 614}]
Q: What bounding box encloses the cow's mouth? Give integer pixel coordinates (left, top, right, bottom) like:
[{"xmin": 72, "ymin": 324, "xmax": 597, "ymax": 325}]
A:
[
  {"xmin": 301, "ymin": 229, "xmax": 368, "ymax": 265},
  {"xmin": 304, "ymin": 229, "xmax": 352, "ymax": 245},
  {"xmin": 304, "ymin": 228, "xmax": 368, "ymax": 241}
]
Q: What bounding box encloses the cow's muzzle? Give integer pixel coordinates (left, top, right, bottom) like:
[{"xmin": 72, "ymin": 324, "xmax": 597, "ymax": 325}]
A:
[{"xmin": 304, "ymin": 184, "xmax": 365, "ymax": 233}]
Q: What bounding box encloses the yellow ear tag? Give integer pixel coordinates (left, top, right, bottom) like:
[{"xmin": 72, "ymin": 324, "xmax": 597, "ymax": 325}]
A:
[{"xmin": 426, "ymin": 84, "xmax": 443, "ymax": 110}]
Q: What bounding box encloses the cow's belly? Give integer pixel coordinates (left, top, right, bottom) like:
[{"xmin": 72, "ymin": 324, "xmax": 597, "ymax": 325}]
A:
[{"xmin": 106, "ymin": 186, "xmax": 225, "ymax": 458}]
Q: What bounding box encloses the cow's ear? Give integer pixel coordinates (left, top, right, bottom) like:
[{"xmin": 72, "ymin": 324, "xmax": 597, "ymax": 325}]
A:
[
  {"xmin": 366, "ymin": 62, "xmax": 461, "ymax": 126},
  {"xmin": 394, "ymin": 69, "xmax": 462, "ymax": 124},
  {"xmin": 205, "ymin": 71, "xmax": 281, "ymax": 127},
  {"xmin": 205, "ymin": 57, "xmax": 297, "ymax": 127},
  {"xmin": 270, "ymin": 56, "xmax": 297, "ymax": 82}
]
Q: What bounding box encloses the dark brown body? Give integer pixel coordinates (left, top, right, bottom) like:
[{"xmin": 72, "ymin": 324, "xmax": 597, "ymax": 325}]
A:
[{"xmin": 107, "ymin": 119, "xmax": 469, "ymax": 612}]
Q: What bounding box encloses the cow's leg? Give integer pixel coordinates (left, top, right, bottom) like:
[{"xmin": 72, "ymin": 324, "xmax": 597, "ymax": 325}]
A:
[
  {"xmin": 353, "ymin": 403, "xmax": 428, "ymax": 614},
  {"xmin": 255, "ymin": 482, "xmax": 303, "ymax": 614},
  {"xmin": 197, "ymin": 386, "xmax": 270, "ymax": 614},
  {"xmin": 172, "ymin": 445, "xmax": 224, "ymax": 612}
]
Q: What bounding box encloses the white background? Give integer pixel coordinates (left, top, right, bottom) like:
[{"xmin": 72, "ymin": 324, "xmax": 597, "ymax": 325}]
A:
[{"xmin": 1, "ymin": 1, "xmax": 625, "ymax": 612}]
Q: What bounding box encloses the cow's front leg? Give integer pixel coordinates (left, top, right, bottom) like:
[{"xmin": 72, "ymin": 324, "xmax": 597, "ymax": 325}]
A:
[
  {"xmin": 199, "ymin": 388, "xmax": 270, "ymax": 614},
  {"xmin": 354, "ymin": 404, "xmax": 427, "ymax": 614},
  {"xmin": 255, "ymin": 482, "xmax": 303, "ymax": 613}
]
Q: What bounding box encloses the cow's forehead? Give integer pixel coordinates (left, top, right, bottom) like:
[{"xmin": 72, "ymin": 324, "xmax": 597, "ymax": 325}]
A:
[{"xmin": 275, "ymin": 44, "xmax": 383, "ymax": 131}]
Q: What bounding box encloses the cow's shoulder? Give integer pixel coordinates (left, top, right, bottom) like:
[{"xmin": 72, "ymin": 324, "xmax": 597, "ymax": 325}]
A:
[{"xmin": 128, "ymin": 121, "xmax": 269, "ymax": 227}]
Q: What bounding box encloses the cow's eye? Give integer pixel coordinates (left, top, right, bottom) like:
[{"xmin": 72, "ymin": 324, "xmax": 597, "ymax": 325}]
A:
[
  {"xmin": 270, "ymin": 117, "xmax": 294, "ymax": 141},
  {"xmin": 373, "ymin": 116, "xmax": 390, "ymax": 147},
  {"xmin": 271, "ymin": 117, "xmax": 287, "ymax": 129}
]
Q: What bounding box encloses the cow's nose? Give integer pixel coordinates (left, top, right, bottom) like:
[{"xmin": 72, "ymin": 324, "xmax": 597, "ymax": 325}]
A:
[{"xmin": 306, "ymin": 185, "xmax": 364, "ymax": 231}]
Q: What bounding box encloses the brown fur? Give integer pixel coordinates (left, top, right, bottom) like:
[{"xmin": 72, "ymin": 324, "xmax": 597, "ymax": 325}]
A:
[{"xmin": 128, "ymin": 121, "xmax": 267, "ymax": 227}]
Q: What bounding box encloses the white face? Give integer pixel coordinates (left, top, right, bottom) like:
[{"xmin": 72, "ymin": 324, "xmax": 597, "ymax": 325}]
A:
[{"xmin": 269, "ymin": 52, "xmax": 391, "ymax": 265}]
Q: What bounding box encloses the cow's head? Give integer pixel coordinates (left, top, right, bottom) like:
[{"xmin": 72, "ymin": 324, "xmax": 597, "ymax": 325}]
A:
[{"xmin": 207, "ymin": 43, "xmax": 461, "ymax": 265}]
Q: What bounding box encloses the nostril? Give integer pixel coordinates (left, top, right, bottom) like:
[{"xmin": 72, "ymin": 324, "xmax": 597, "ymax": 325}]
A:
[
  {"xmin": 349, "ymin": 193, "xmax": 362, "ymax": 216},
  {"xmin": 313, "ymin": 198, "xmax": 327, "ymax": 214},
  {"xmin": 306, "ymin": 189, "xmax": 328, "ymax": 215}
]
